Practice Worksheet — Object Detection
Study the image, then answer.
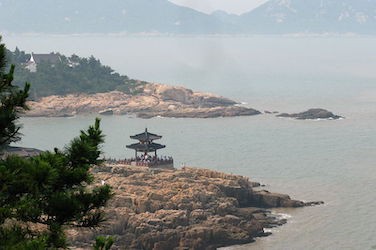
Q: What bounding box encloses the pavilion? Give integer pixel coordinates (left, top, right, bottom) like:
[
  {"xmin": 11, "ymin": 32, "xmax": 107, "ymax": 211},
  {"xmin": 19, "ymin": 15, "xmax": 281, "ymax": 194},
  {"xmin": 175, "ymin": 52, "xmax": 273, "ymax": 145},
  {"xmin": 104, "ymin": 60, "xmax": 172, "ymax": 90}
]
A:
[{"xmin": 126, "ymin": 128, "xmax": 173, "ymax": 168}]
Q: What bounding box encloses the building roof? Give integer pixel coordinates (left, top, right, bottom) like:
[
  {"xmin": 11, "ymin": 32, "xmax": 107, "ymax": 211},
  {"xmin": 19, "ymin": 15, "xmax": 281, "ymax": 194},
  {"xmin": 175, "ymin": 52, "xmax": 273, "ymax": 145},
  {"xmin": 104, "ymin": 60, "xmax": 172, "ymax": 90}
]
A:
[
  {"xmin": 126, "ymin": 142, "xmax": 166, "ymax": 152},
  {"xmin": 130, "ymin": 128, "xmax": 162, "ymax": 142},
  {"xmin": 30, "ymin": 53, "xmax": 61, "ymax": 64}
]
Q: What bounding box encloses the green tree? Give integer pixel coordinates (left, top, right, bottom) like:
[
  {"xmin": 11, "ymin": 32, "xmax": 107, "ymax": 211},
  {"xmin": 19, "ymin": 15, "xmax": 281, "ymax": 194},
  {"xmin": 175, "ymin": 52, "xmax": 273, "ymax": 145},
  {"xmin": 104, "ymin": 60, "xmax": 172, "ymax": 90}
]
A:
[
  {"xmin": 0, "ymin": 36, "xmax": 113, "ymax": 249},
  {"xmin": 0, "ymin": 37, "xmax": 30, "ymax": 147}
]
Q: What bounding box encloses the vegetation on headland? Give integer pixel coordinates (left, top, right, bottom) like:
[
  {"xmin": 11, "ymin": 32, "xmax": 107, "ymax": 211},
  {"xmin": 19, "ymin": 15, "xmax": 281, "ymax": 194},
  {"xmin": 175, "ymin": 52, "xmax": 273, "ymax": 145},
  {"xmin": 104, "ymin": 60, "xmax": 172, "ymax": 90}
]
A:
[
  {"xmin": 0, "ymin": 36, "xmax": 112, "ymax": 248},
  {"xmin": 6, "ymin": 47, "xmax": 146, "ymax": 99}
]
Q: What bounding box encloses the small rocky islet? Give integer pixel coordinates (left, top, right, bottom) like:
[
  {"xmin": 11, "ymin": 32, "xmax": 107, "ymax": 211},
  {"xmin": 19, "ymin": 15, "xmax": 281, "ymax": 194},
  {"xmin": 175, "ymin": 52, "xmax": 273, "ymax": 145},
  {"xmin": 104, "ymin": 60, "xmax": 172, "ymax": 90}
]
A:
[
  {"xmin": 67, "ymin": 165, "xmax": 323, "ymax": 250},
  {"xmin": 276, "ymin": 108, "xmax": 343, "ymax": 120}
]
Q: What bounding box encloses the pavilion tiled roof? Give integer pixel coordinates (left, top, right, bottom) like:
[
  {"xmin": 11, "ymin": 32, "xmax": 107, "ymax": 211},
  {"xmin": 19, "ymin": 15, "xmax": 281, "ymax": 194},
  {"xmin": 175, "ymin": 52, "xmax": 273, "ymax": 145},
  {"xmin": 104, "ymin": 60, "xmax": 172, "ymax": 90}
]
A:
[{"xmin": 130, "ymin": 128, "xmax": 162, "ymax": 142}]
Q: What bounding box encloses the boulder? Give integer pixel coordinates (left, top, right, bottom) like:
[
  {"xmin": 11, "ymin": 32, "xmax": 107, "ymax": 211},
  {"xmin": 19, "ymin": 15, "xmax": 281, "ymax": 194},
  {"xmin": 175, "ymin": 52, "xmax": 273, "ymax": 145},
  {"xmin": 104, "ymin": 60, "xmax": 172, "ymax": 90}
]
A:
[
  {"xmin": 159, "ymin": 87, "xmax": 193, "ymax": 104},
  {"xmin": 251, "ymin": 190, "xmax": 305, "ymax": 208},
  {"xmin": 0, "ymin": 146, "xmax": 43, "ymax": 159},
  {"xmin": 99, "ymin": 109, "xmax": 114, "ymax": 115}
]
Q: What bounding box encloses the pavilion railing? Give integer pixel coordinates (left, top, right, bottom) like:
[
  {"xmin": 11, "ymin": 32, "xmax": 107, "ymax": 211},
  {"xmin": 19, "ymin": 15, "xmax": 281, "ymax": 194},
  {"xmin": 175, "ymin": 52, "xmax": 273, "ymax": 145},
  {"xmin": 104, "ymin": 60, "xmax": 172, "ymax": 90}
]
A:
[{"xmin": 105, "ymin": 157, "xmax": 173, "ymax": 167}]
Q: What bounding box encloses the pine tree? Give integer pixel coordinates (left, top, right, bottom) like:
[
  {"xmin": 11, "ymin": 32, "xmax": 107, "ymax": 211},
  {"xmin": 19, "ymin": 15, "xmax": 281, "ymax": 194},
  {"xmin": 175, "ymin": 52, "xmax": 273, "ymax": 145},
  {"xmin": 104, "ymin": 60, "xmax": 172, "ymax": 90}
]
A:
[
  {"xmin": 0, "ymin": 36, "xmax": 30, "ymax": 148},
  {"xmin": 0, "ymin": 36, "xmax": 113, "ymax": 249}
]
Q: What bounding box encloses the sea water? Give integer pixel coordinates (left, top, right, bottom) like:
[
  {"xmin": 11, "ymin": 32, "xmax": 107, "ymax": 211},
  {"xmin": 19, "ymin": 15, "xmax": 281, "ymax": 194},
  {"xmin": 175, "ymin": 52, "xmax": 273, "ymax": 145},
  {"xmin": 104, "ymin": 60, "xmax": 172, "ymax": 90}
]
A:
[{"xmin": 4, "ymin": 34, "xmax": 376, "ymax": 250}]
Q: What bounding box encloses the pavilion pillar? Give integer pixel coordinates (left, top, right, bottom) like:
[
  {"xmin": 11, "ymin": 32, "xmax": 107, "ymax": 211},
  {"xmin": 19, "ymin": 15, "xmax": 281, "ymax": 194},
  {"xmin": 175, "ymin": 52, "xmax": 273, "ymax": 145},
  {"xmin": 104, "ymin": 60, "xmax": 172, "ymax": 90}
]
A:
[
  {"xmin": 135, "ymin": 150, "xmax": 137, "ymax": 161},
  {"xmin": 155, "ymin": 150, "xmax": 157, "ymax": 157}
]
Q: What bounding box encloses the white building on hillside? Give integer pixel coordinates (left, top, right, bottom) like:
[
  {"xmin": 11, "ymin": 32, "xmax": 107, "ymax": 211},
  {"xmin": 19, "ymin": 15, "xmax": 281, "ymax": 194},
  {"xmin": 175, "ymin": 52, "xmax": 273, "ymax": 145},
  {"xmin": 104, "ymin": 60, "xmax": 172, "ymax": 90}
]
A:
[{"xmin": 25, "ymin": 53, "xmax": 61, "ymax": 72}]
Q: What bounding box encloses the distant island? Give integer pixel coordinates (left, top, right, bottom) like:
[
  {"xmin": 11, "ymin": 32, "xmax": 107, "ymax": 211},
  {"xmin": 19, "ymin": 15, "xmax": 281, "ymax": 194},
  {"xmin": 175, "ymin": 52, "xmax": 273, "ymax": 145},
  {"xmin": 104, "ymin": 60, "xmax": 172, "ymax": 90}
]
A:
[
  {"xmin": 0, "ymin": 0, "xmax": 375, "ymax": 34},
  {"xmin": 277, "ymin": 109, "xmax": 343, "ymax": 120}
]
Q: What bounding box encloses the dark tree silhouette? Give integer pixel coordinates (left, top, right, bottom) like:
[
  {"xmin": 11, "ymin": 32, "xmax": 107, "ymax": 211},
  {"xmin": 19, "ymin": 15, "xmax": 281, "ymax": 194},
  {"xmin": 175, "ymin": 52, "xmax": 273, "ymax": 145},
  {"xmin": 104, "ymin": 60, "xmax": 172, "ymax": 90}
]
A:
[{"xmin": 0, "ymin": 37, "xmax": 30, "ymax": 147}]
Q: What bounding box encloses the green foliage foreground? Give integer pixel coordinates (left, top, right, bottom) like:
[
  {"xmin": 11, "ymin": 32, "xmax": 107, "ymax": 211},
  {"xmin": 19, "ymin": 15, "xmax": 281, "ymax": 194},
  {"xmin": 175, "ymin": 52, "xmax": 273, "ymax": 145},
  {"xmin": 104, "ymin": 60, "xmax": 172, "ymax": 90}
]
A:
[
  {"xmin": 0, "ymin": 40, "xmax": 30, "ymax": 147},
  {"xmin": 0, "ymin": 119, "xmax": 113, "ymax": 249},
  {"xmin": 0, "ymin": 36, "xmax": 113, "ymax": 249}
]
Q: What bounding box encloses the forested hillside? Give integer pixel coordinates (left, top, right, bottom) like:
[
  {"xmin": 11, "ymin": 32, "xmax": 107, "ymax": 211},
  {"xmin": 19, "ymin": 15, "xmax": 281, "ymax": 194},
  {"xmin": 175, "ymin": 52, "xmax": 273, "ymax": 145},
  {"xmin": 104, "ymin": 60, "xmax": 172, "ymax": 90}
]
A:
[{"xmin": 6, "ymin": 48, "xmax": 146, "ymax": 99}]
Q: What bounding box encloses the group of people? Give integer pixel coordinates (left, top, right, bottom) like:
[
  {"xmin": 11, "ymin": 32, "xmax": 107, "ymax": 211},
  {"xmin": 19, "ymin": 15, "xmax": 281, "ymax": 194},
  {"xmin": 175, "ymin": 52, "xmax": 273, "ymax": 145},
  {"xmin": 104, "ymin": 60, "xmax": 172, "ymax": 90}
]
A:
[
  {"xmin": 104, "ymin": 154, "xmax": 173, "ymax": 167},
  {"xmin": 137, "ymin": 154, "xmax": 173, "ymax": 165}
]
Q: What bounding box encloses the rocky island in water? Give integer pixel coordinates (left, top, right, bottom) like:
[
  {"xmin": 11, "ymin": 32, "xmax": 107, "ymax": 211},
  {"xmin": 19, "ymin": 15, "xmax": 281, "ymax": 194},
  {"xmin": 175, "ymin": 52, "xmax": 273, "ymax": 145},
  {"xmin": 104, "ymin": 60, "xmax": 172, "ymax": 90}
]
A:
[
  {"xmin": 277, "ymin": 108, "xmax": 343, "ymax": 120},
  {"xmin": 26, "ymin": 83, "xmax": 261, "ymax": 118},
  {"xmin": 67, "ymin": 164, "xmax": 322, "ymax": 250}
]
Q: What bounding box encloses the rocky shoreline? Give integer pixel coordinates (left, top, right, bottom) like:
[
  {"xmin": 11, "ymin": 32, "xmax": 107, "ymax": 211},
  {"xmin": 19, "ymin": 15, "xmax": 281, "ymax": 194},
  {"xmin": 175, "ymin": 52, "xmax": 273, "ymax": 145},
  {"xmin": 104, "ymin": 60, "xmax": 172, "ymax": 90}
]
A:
[
  {"xmin": 25, "ymin": 83, "xmax": 261, "ymax": 118},
  {"xmin": 67, "ymin": 165, "xmax": 323, "ymax": 250}
]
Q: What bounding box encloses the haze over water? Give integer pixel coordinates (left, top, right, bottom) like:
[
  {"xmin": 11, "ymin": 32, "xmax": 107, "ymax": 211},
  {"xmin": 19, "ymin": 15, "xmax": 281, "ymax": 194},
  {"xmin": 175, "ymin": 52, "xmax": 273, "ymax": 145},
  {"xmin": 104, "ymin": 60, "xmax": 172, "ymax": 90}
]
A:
[{"xmin": 5, "ymin": 34, "xmax": 376, "ymax": 250}]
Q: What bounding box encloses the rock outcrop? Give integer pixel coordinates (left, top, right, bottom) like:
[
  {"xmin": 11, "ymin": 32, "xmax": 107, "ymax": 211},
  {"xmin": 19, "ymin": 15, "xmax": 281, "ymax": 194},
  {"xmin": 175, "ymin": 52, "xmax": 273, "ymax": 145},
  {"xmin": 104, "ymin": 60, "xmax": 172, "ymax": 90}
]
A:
[
  {"xmin": 277, "ymin": 108, "xmax": 342, "ymax": 120},
  {"xmin": 25, "ymin": 83, "xmax": 261, "ymax": 119},
  {"xmin": 67, "ymin": 165, "xmax": 322, "ymax": 249},
  {"xmin": 0, "ymin": 146, "xmax": 43, "ymax": 159}
]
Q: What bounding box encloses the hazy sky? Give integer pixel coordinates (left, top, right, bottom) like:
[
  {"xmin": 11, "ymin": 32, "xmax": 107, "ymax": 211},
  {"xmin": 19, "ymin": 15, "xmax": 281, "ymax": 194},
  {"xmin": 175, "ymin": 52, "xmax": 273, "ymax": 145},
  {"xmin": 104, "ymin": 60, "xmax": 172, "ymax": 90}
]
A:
[{"xmin": 168, "ymin": 0, "xmax": 268, "ymax": 15}]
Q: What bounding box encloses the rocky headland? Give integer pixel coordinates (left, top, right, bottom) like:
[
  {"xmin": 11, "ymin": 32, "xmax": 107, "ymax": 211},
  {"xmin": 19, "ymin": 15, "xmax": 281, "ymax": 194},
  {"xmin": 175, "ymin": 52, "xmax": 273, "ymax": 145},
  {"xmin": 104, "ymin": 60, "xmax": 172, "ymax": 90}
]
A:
[
  {"xmin": 277, "ymin": 108, "xmax": 343, "ymax": 120},
  {"xmin": 26, "ymin": 83, "xmax": 261, "ymax": 118},
  {"xmin": 67, "ymin": 165, "xmax": 323, "ymax": 250}
]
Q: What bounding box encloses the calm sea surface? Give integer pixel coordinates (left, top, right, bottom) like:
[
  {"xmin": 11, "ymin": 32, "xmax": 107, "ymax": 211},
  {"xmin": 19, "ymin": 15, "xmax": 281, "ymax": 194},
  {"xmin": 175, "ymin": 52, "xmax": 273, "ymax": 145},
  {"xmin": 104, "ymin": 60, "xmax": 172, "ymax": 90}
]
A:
[{"xmin": 4, "ymin": 34, "xmax": 376, "ymax": 250}]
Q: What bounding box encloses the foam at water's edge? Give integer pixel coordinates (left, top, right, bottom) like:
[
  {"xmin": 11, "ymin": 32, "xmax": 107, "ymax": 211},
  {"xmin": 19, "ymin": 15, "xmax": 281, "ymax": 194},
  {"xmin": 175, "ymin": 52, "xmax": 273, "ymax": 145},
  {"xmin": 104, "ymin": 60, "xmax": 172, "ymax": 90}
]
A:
[
  {"xmin": 273, "ymin": 212, "xmax": 292, "ymax": 220},
  {"xmin": 263, "ymin": 228, "xmax": 274, "ymax": 233}
]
